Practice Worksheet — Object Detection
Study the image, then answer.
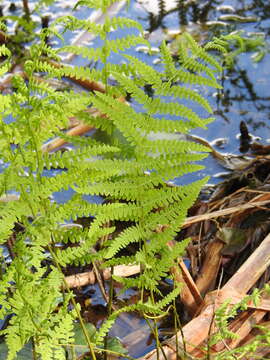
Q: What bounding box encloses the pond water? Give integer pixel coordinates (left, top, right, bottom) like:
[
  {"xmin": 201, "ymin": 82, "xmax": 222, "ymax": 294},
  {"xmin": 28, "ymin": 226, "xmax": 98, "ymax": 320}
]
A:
[
  {"xmin": 1, "ymin": 0, "xmax": 270, "ymax": 358},
  {"xmin": 48, "ymin": 0, "xmax": 270, "ymax": 185}
]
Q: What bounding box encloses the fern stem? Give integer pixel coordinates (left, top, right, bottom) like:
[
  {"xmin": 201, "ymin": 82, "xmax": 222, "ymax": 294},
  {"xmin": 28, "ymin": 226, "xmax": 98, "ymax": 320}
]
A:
[
  {"xmin": 173, "ymin": 298, "xmax": 187, "ymax": 359},
  {"xmin": 108, "ymin": 266, "xmax": 114, "ymax": 315},
  {"xmin": 47, "ymin": 244, "xmax": 97, "ymax": 360},
  {"xmin": 95, "ymin": 346, "xmax": 135, "ymax": 360},
  {"xmin": 92, "ymin": 261, "xmax": 109, "ymax": 304},
  {"xmin": 31, "ymin": 337, "xmax": 37, "ymax": 360},
  {"xmin": 149, "ymin": 291, "xmax": 168, "ymax": 360},
  {"xmin": 104, "ymin": 266, "xmax": 114, "ymax": 360}
]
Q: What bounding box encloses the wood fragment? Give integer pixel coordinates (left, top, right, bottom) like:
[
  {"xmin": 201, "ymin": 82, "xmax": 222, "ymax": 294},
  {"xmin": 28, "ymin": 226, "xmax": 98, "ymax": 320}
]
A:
[
  {"xmin": 180, "ymin": 259, "xmax": 203, "ymax": 309},
  {"xmin": 103, "ymin": 264, "xmax": 141, "ymax": 280},
  {"xmin": 196, "ymin": 238, "xmax": 224, "ymax": 296},
  {"xmin": 225, "ymin": 233, "xmax": 270, "ymax": 294},
  {"xmin": 171, "ymin": 259, "xmax": 203, "ymax": 316},
  {"xmin": 65, "ymin": 270, "xmax": 96, "ymax": 288}
]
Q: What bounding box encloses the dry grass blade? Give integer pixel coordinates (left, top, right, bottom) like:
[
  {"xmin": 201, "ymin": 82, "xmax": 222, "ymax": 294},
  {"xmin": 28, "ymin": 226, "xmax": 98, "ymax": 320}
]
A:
[{"xmin": 182, "ymin": 198, "xmax": 270, "ymax": 228}]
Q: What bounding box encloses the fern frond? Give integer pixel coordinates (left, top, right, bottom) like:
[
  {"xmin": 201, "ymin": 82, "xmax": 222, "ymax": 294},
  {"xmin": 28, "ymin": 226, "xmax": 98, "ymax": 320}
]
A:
[
  {"xmin": 174, "ymin": 68, "xmax": 221, "ymax": 88},
  {"xmin": 155, "ymin": 287, "xmax": 181, "ymax": 310},
  {"xmin": 0, "ymin": 94, "xmax": 12, "ymax": 113},
  {"xmin": 74, "ymin": 0, "xmax": 123, "ymax": 12},
  {"xmin": 183, "ymin": 32, "xmax": 222, "ymax": 72},
  {"xmin": 155, "ymin": 83, "xmax": 213, "ymax": 113},
  {"xmin": 102, "ymin": 255, "xmax": 137, "ymax": 267},
  {"xmin": 95, "ymin": 302, "xmax": 162, "ymax": 346},
  {"xmin": 0, "ymin": 44, "xmax": 11, "ymax": 58},
  {"xmin": 105, "ymin": 225, "xmax": 152, "ymax": 259},
  {"xmin": 109, "ymin": 17, "xmax": 144, "ymax": 33},
  {"xmin": 54, "ymin": 15, "xmax": 103, "ymax": 35}
]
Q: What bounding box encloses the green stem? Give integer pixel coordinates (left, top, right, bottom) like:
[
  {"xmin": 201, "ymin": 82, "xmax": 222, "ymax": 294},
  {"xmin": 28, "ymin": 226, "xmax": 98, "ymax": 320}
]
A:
[
  {"xmin": 31, "ymin": 337, "xmax": 37, "ymax": 360},
  {"xmin": 149, "ymin": 291, "xmax": 168, "ymax": 360},
  {"xmin": 47, "ymin": 244, "xmax": 97, "ymax": 360},
  {"xmin": 108, "ymin": 266, "xmax": 114, "ymax": 315},
  {"xmin": 104, "ymin": 266, "xmax": 114, "ymax": 360},
  {"xmin": 173, "ymin": 298, "xmax": 186, "ymax": 359}
]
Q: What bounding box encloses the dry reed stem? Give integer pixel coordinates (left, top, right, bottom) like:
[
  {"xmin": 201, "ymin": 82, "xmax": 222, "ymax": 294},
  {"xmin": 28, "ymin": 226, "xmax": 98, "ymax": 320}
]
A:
[
  {"xmin": 182, "ymin": 198, "xmax": 270, "ymax": 228},
  {"xmin": 46, "ymin": 60, "xmax": 106, "ymax": 93},
  {"xmin": 65, "ymin": 264, "xmax": 140, "ymax": 288},
  {"xmin": 41, "ymin": 123, "xmax": 95, "ymax": 152}
]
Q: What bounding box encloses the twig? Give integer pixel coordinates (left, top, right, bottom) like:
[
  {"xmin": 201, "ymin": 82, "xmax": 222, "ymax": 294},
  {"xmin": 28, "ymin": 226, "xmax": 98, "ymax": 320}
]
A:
[{"xmin": 22, "ymin": 0, "xmax": 30, "ymax": 18}]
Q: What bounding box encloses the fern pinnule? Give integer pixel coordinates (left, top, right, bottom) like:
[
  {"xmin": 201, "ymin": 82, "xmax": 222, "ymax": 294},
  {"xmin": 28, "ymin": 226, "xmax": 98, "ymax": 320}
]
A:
[
  {"xmin": 41, "ymin": 144, "xmax": 120, "ymax": 171},
  {"xmin": 156, "ymin": 83, "xmax": 213, "ymax": 113},
  {"xmin": 53, "ymin": 15, "xmax": 104, "ymax": 36},
  {"xmin": 105, "ymin": 225, "xmax": 152, "ymax": 259},
  {"xmin": 123, "ymin": 54, "xmax": 162, "ymax": 87},
  {"xmin": 155, "ymin": 287, "xmax": 181, "ymax": 311},
  {"xmin": 183, "ymin": 32, "xmax": 222, "ymax": 71},
  {"xmin": 102, "ymin": 254, "xmax": 137, "ymax": 267}
]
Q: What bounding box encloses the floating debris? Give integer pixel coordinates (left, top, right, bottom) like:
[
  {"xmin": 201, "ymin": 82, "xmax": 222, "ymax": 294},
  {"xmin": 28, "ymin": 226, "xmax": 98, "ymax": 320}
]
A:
[
  {"xmin": 219, "ymin": 14, "xmax": 259, "ymax": 23},
  {"xmin": 210, "ymin": 138, "xmax": 228, "ymax": 148},
  {"xmin": 205, "ymin": 20, "xmax": 229, "ymax": 27},
  {"xmin": 216, "ymin": 5, "xmax": 236, "ymax": 13},
  {"xmin": 135, "ymin": 45, "xmax": 160, "ymax": 54},
  {"xmin": 152, "ymin": 58, "xmax": 161, "ymax": 65}
]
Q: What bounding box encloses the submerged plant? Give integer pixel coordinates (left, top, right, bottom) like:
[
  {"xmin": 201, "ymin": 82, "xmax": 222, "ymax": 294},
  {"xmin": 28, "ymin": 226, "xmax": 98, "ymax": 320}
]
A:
[{"xmin": 0, "ymin": 1, "xmax": 223, "ymax": 359}]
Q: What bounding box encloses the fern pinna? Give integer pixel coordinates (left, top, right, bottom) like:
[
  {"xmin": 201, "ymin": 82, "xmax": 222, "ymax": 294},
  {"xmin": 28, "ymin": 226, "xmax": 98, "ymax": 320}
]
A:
[{"xmin": 0, "ymin": 1, "xmax": 222, "ymax": 358}]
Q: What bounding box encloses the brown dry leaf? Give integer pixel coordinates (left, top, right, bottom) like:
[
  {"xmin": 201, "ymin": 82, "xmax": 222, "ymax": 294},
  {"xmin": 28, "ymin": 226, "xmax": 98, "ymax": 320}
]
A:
[{"xmin": 218, "ymin": 227, "xmax": 247, "ymax": 256}]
